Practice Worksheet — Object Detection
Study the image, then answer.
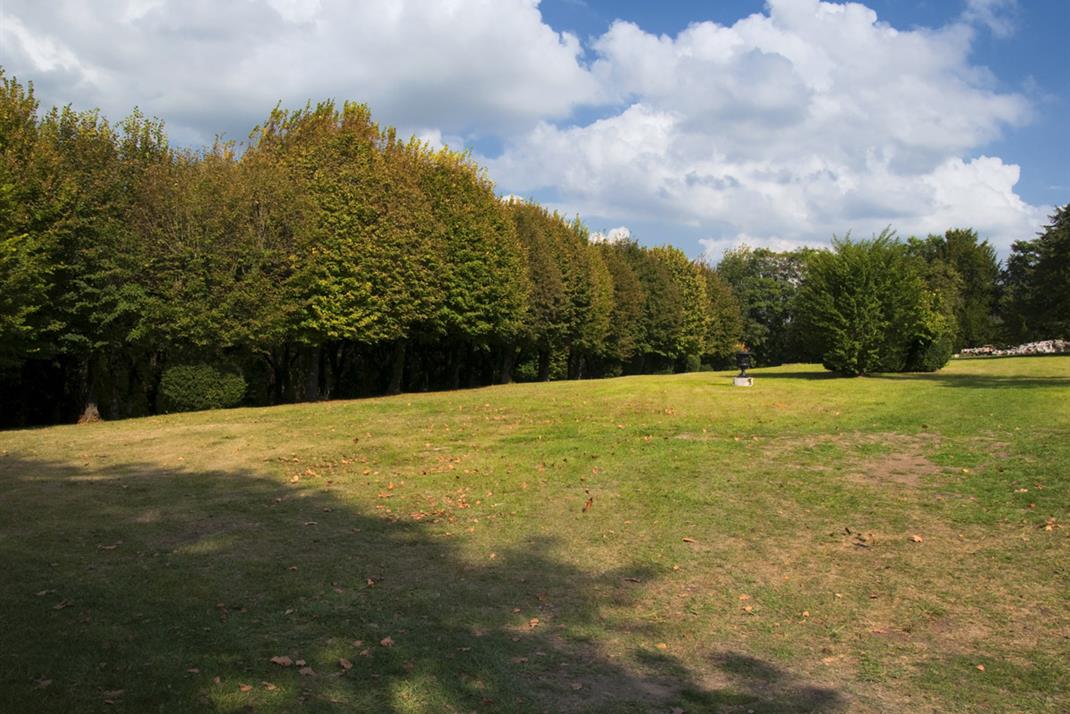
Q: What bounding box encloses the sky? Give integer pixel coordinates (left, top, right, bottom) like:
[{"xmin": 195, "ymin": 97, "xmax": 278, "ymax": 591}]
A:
[{"xmin": 1, "ymin": 0, "xmax": 1067, "ymax": 260}]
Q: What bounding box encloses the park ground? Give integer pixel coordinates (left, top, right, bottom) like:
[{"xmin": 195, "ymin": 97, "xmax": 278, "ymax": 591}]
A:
[{"xmin": 1, "ymin": 356, "xmax": 1068, "ymax": 712}]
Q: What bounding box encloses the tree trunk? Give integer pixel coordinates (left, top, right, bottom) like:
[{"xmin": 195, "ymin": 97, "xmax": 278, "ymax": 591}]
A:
[
  {"xmin": 302, "ymin": 345, "xmax": 321, "ymax": 401},
  {"xmin": 448, "ymin": 343, "xmax": 464, "ymax": 390},
  {"xmin": 78, "ymin": 354, "xmax": 102, "ymax": 423},
  {"xmin": 538, "ymin": 349, "xmax": 551, "ymax": 382},
  {"xmin": 499, "ymin": 346, "xmax": 517, "ymax": 384},
  {"xmin": 387, "ymin": 340, "xmax": 406, "ymax": 395}
]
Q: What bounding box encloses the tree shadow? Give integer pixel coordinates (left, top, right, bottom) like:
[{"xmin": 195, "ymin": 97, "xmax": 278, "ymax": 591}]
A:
[
  {"xmin": 744, "ymin": 369, "xmax": 842, "ymax": 381},
  {"xmin": 0, "ymin": 454, "xmax": 847, "ymax": 713},
  {"xmin": 864, "ymin": 373, "xmax": 1070, "ymax": 390}
]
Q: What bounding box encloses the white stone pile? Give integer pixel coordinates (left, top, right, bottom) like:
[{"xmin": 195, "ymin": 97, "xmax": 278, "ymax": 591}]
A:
[{"xmin": 956, "ymin": 339, "xmax": 1070, "ymax": 358}]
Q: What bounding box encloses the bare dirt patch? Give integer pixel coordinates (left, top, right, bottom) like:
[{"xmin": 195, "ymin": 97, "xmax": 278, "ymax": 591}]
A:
[{"xmin": 763, "ymin": 432, "xmax": 946, "ymax": 487}]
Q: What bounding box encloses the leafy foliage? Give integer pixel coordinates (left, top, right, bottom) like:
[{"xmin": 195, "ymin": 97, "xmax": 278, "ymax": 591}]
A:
[
  {"xmin": 159, "ymin": 364, "xmax": 246, "ymax": 412},
  {"xmin": 1002, "ymin": 205, "xmax": 1070, "ymax": 342},
  {"xmin": 796, "ymin": 231, "xmax": 954, "ymax": 375}
]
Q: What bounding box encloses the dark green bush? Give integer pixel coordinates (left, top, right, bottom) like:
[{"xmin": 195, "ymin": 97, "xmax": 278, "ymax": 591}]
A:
[
  {"xmin": 796, "ymin": 231, "xmax": 955, "ymax": 376},
  {"xmin": 159, "ymin": 364, "xmax": 246, "ymax": 412}
]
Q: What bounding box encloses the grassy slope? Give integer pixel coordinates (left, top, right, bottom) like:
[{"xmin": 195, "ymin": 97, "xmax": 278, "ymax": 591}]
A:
[{"xmin": 1, "ymin": 357, "xmax": 1068, "ymax": 713}]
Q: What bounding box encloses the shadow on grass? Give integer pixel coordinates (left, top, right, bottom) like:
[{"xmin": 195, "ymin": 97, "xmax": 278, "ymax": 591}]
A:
[
  {"xmin": 0, "ymin": 455, "xmax": 845, "ymax": 713},
  {"xmin": 865, "ymin": 373, "xmax": 1070, "ymax": 390},
  {"xmin": 747, "ymin": 368, "xmax": 1070, "ymax": 390}
]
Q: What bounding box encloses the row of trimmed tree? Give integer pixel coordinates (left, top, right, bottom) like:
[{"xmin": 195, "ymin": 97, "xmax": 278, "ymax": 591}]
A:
[{"xmin": 0, "ymin": 73, "xmax": 741, "ymax": 425}]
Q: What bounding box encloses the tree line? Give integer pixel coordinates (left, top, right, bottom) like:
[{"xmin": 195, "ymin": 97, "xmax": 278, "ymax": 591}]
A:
[
  {"xmin": 0, "ymin": 73, "xmax": 743, "ymax": 426},
  {"xmin": 2, "ymin": 70, "xmax": 1066, "ymax": 425},
  {"xmin": 717, "ymin": 214, "xmax": 1069, "ymax": 372}
]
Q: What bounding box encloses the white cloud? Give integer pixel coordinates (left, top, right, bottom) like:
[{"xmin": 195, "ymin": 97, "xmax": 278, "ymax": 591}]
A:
[
  {"xmin": 0, "ymin": 0, "xmax": 597, "ymax": 144},
  {"xmin": 962, "ymin": 0, "xmax": 1019, "ymax": 38},
  {"xmin": 590, "ymin": 226, "xmax": 631, "ymax": 243},
  {"xmin": 0, "ymin": 0, "xmax": 1049, "ymax": 255},
  {"xmin": 486, "ymin": 0, "xmax": 1045, "ymax": 253}
]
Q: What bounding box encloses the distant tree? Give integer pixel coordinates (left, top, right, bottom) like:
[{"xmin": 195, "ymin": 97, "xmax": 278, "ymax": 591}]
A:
[
  {"xmin": 797, "ymin": 231, "xmax": 954, "ymax": 375},
  {"xmin": 1002, "ymin": 205, "xmax": 1070, "ymax": 341},
  {"xmin": 697, "ymin": 262, "xmax": 743, "ymax": 364},
  {"xmin": 716, "ymin": 246, "xmax": 810, "ymax": 364},
  {"xmin": 416, "ymin": 147, "xmax": 528, "ymax": 384},
  {"xmin": 598, "ymin": 241, "xmax": 646, "ymax": 370},
  {"xmin": 650, "ymin": 246, "xmax": 709, "ymax": 370},
  {"xmin": 0, "ymin": 71, "xmax": 50, "ymax": 368},
  {"xmin": 907, "ymin": 228, "xmax": 999, "ymax": 348}
]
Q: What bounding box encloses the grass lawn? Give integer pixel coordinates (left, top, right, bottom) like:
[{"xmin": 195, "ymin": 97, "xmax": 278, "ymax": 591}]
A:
[{"xmin": 1, "ymin": 357, "xmax": 1068, "ymax": 713}]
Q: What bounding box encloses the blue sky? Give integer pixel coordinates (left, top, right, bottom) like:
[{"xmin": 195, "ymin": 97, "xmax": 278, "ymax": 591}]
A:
[
  {"xmin": 540, "ymin": 0, "xmax": 1068, "ymax": 209},
  {"xmin": 2, "ymin": 0, "xmax": 1066, "ymax": 258}
]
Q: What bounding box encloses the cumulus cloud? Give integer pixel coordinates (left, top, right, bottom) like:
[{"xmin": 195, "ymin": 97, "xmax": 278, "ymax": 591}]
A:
[
  {"xmin": 590, "ymin": 226, "xmax": 631, "ymax": 243},
  {"xmin": 0, "ymin": 0, "xmax": 1049, "ymax": 254},
  {"xmin": 486, "ymin": 0, "xmax": 1046, "ymax": 253},
  {"xmin": 0, "ymin": 0, "xmax": 597, "ymax": 144},
  {"xmin": 961, "ymin": 0, "xmax": 1020, "ymax": 39}
]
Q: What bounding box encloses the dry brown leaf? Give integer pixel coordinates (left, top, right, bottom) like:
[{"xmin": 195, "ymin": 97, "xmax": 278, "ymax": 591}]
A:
[
  {"xmin": 570, "ymin": 682, "xmax": 583, "ymax": 690},
  {"xmin": 270, "ymin": 656, "xmax": 293, "ymax": 667},
  {"xmin": 682, "ymin": 537, "xmax": 697, "ymax": 544},
  {"xmin": 238, "ymin": 684, "xmax": 253, "ymax": 692},
  {"xmin": 909, "ymin": 534, "xmax": 924, "ymax": 543},
  {"xmin": 262, "ymin": 682, "xmax": 278, "ymax": 691},
  {"xmin": 380, "ymin": 636, "xmax": 394, "ymax": 647},
  {"xmin": 582, "ymin": 496, "xmax": 594, "ymax": 513},
  {"xmin": 339, "ymin": 658, "xmax": 353, "ymax": 671},
  {"xmin": 528, "ymin": 617, "xmax": 539, "ymax": 629},
  {"xmin": 655, "ymin": 642, "xmax": 668, "ymax": 650},
  {"xmin": 976, "ymin": 664, "xmax": 986, "ymax": 672},
  {"xmin": 298, "ymin": 666, "xmax": 315, "ymax": 676}
]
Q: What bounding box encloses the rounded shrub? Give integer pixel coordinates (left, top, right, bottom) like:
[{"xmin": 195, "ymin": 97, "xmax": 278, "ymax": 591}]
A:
[
  {"xmin": 159, "ymin": 364, "xmax": 246, "ymax": 413},
  {"xmin": 796, "ymin": 231, "xmax": 955, "ymax": 375}
]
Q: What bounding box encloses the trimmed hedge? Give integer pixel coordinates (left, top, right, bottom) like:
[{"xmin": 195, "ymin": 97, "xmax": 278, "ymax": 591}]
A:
[{"xmin": 160, "ymin": 364, "xmax": 246, "ymax": 413}]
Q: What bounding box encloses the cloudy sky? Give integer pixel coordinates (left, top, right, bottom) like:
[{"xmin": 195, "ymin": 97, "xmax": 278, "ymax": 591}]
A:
[{"xmin": 2, "ymin": 0, "xmax": 1066, "ymax": 259}]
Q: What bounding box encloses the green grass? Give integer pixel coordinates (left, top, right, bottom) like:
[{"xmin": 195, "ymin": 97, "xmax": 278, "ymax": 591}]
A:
[{"xmin": 2, "ymin": 357, "xmax": 1068, "ymax": 713}]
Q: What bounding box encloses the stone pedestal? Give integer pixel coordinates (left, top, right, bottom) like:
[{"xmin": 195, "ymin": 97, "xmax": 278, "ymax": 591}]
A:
[{"xmin": 733, "ymin": 376, "xmax": 753, "ymax": 387}]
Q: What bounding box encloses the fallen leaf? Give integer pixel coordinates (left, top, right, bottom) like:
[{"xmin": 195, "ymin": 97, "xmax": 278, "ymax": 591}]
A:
[
  {"xmin": 909, "ymin": 534, "xmax": 924, "ymax": 543},
  {"xmin": 802, "ymin": 610, "xmax": 810, "ymax": 618},
  {"xmin": 582, "ymin": 495, "xmax": 593, "ymax": 513},
  {"xmin": 655, "ymin": 642, "xmax": 668, "ymax": 650},
  {"xmin": 380, "ymin": 636, "xmax": 394, "ymax": 647},
  {"xmin": 295, "ymin": 659, "xmax": 306, "ymax": 666},
  {"xmin": 212, "ymin": 676, "xmax": 221, "ymax": 684},
  {"xmin": 270, "ymin": 656, "xmax": 293, "ymax": 667},
  {"xmin": 298, "ymin": 667, "xmax": 315, "ymax": 676},
  {"xmin": 570, "ymin": 682, "xmax": 583, "ymax": 690},
  {"xmin": 186, "ymin": 667, "xmax": 200, "ymax": 674},
  {"xmin": 510, "ymin": 656, "xmax": 528, "ymax": 664},
  {"xmin": 738, "ymin": 594, "xmax": 751, "ymax": 601},
  {"xmin": 682, "ymin": 537, "xmax": 697, "ymax": 544},
  {"xmin": 743, "ymin": 605, "xmax": 754, "ymax": 613},
  {"xmin": 238, "ymin": 684, "xmax": 253, "ymax": 692},
  {"xmin": 339, "ymin": 658, "xmax": 353, "ymax": 671},
  {"xmin": 33, "ymin": 678, "xmax": 52, "ymax": 689},
  {"xmin": 262, "ymin": 682, "xmax": 278, "ymax": 691},
  {"xmin": 528, "ymin": 617, "xmax": 540, "ymax": 629},
  {"xmin": 287, "ymin": 565, "xmax": 298, "ymax": 571},
  {"xmin": 976, "ymin": 664, "xmax": 986, "ymax": 672}
]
